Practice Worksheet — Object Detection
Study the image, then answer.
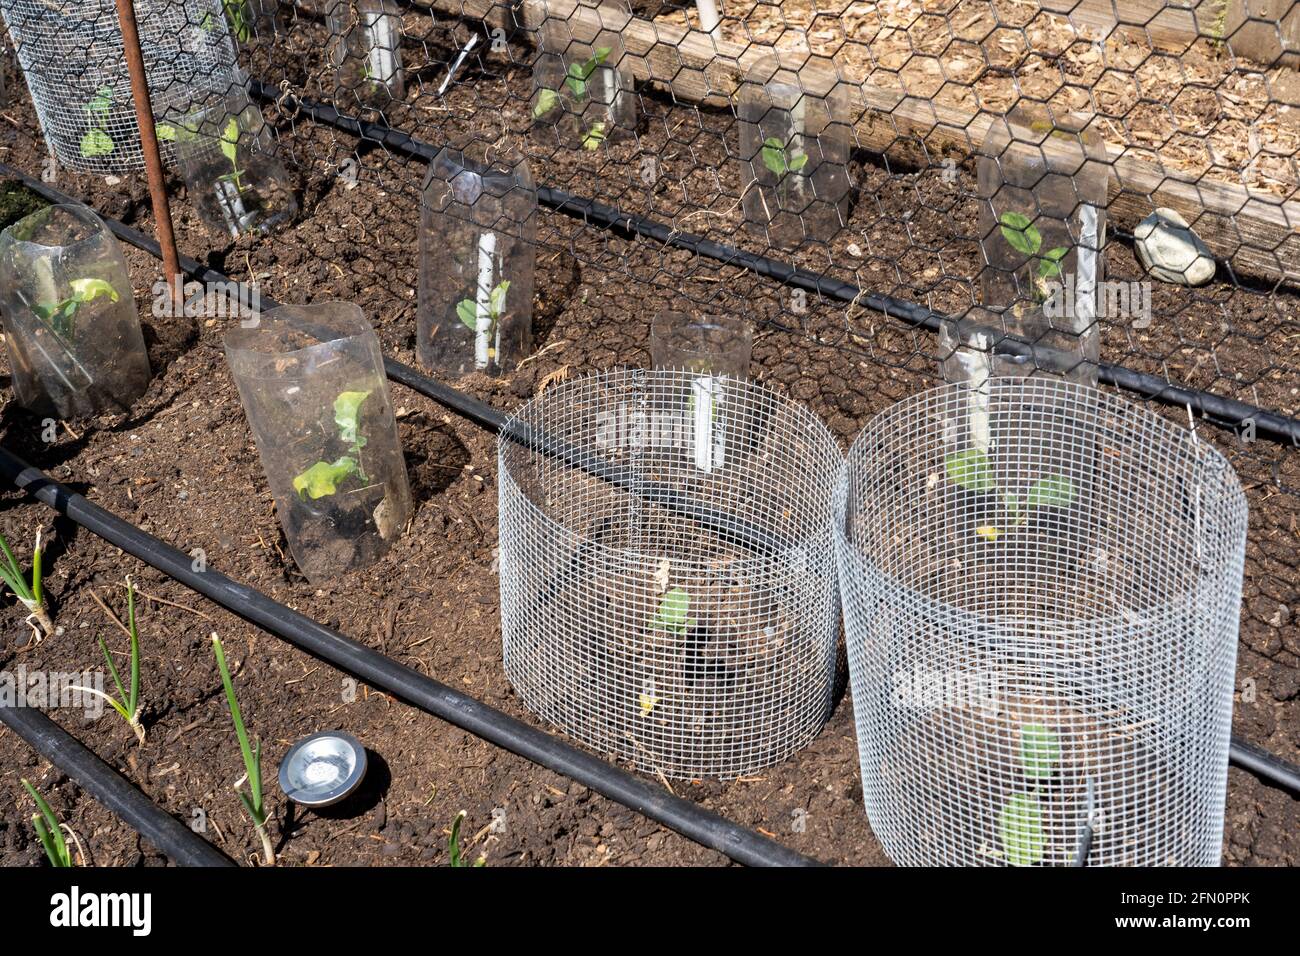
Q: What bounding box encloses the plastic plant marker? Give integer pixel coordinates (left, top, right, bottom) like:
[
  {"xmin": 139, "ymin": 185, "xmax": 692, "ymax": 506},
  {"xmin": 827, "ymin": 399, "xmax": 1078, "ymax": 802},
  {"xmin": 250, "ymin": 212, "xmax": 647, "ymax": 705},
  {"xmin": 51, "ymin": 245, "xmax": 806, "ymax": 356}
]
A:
[{"xmin": 21, "ymin": 779, "xmax": 73, "ymax": 867}]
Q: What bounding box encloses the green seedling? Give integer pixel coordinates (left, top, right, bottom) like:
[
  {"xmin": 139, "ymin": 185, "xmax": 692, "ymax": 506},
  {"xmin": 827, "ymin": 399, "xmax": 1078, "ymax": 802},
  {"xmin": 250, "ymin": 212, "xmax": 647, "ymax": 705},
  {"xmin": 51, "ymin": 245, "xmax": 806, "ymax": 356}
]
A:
[
  {"xmin": 76, "ymin": 580, "xmax": 144, "ymax": 746},
  {"xmin": 0, "ymin": 528, "xmax": 53, "ymax": 642},
  {"xmin": 223, "ymin": 0, "xmax": 252, "ymax": 42},
  {"xmin": 21, "ymin": 779, "xmax": 73, "ymax": 867},
  {"xmin": 563, "ymin": 47, "xmax": 612, "ymax": 100},
  {"xmin": 448, "ymin": 810, "xmax": 486, "ymax": 867},
  {"xmin": 292, "ymin": 389, "xmax": 373, "ymax": 499},
  {"xmin": 212, "ymin": 633, "xmax": 275, "ymax": 865},
  {"xmin": 456, "ymin": 280, "xmax": 511, "ymax": 360},
  {"xmin": 582, "ymin": 122, "xmax": 608, "ymax": 151},
  {"xmin": 650, "ymin": 587, "xmax": 696, "ymax": 635},
  {"xmin": 761, "ymin": 136, "xmax": 809, "ymax": 179},
  {"xmin": 997, "ymin": 723, "xmax": 1060, "ymax": 866},
  {"xmin": 217, "ymin": 117, "xmax": 247, "ymax": 192},
  {"xmin": 998, "ymin": 211, "xmax": 1068, "ymax": 302},
  {"xmin": 80, "ymin": 87, "xmax": 115, "ymax": 159},
  {"xmin": 533, "ymin": 87, "xmax": 560, "ymax": 119},
  {"xmin": 943, "ymin": 447, "xmax": 1075, "ymax": 541},
  {"xmin": 33, "ymin": 278, "xmax": 120, "ymax": 341}
]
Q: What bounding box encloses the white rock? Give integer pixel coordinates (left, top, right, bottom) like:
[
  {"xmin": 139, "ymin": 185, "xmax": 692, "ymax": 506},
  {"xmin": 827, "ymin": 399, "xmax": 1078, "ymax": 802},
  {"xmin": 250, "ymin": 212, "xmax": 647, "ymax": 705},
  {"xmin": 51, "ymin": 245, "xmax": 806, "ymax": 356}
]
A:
[{"xmin": 1134, "ymin": 207, "xmax": 1217, "ymax": 286}]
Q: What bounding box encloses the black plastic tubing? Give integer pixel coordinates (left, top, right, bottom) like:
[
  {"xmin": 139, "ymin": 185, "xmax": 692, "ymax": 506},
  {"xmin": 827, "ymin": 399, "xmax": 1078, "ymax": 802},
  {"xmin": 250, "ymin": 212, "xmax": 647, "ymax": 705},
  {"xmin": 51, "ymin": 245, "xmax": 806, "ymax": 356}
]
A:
[
  {"xmin": 0, "ymin": 448, "xmax": 819, "ymax": 867},
  {"xmin": 246, "ymin": 79, "xmax": 1300, "ymax": 449},
  {"xmin": 0, "ymin": 703, "xmax": 235, "ymax": 866}
]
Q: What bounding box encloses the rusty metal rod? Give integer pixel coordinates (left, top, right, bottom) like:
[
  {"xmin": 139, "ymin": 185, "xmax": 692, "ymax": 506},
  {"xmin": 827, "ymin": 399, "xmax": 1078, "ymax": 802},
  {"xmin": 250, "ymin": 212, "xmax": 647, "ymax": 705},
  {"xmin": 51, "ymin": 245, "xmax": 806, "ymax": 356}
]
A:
[{"xmin": 113, "ymin": 0, "xmax": 182, "ymax": 305}]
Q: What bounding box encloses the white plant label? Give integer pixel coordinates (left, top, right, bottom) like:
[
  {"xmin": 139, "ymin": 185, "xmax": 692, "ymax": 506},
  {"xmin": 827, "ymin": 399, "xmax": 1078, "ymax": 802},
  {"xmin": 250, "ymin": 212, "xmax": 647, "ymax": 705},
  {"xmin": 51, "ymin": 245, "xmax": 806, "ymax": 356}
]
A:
[
  {"xmin": 364, "ymin": 12, "xmax": 399, "ymax": 86},
  {"xmin": 691, "ymin": 375, "xmax": 726, "ymax": 473},
  {"xmin": 1075, "ymin": 203, "xmax": 1098, "ymax": 333},
  {"xmin": 474, "ymin": 230, "xmax": 497, "ymax": 369}
]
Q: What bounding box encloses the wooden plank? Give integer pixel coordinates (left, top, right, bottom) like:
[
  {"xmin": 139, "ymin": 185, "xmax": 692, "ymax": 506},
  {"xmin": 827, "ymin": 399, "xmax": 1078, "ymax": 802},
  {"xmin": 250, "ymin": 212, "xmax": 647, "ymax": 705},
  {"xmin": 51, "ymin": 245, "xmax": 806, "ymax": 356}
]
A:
[
  {"xmin": 519, "ymin": 0, "xmax": 1300, "ymax": 284},
  {"xmin": 1221, "ymin": 0, "xmax": 1300, "ymax": 65}
]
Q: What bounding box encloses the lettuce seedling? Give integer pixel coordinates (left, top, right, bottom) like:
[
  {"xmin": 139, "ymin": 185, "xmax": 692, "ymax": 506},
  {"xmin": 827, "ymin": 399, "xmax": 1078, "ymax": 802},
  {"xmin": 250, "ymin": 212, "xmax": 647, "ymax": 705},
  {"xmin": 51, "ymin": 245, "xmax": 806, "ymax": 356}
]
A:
[
  {"xmin": 292, "ymin": 389, "xmax": 373, "ymax": 499},
  {"xmin": 33, "ymin": 278, "xmax": 119, "ymax": 341},
  {"xmin": 998, "ymin": 723, "xmax": 1060, "ymax": 866},
  {"xmin": 582, "ymin": 122, "xmax": 608, "ymax": 151},
  {"xmin": 943, "ymin": 447, "xmax": 1075, "ymax": 541},
  {"xmin": 651, "ymin": 587, "xmax": 696, "ymax": 634},
  {"xmin": 534, "ymin": 47, "xmax": 612, "ymax": 118},
  {"xmin": 0, "ymin": 528, "xmax": 53, "ymax": 641},
  {"xmin": 217, "ymin": 117, "xmax": 248, "ymax": 192},
  {"xmin": 212, "ymin": 633, "xmax": 275, "ymax": 865},
  {"xmin": 21, "ymin": 779, "xmax": 73, "ymax": 867}
]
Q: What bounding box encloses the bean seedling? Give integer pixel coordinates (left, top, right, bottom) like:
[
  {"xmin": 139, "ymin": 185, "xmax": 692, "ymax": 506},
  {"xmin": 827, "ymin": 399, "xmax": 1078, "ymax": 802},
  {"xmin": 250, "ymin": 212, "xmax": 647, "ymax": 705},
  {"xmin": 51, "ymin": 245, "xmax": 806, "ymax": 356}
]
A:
[
  {"xmin": 943, "ymin": 447, "xmax": 1075, "ymax": 541},
  {"xmin": 79, "ymin": 87, "xmax": 115, "ymax": 159},
  {"xmin": 448, "ymin": 810, "xmax": 486, "ymax": 867},
  {"xmin": 997, "ymin": 723, "xmax": 1060, "ymax": 866},
  {"xmin": 32, "ymin": 278, "xmax": 120, "ymax": 341},
  {"xmin": 292, "ymin": 389, "xmax": 372, "ymax": 499},
  {"xmin": 212, "ymin": 633, "xmax": 275, "ymax": 865},
  {"xmin": 456, "ymin": 280, "xmax": 510, "ymax": 360},
  {"xmin": 217, "ymin": 117, "xmax": 247, "ymax": 192},
  {"xmin": 533, "ymin": 47, "xmax": 612, "ymax": 118},
  {"xmin": 21, "ymin": 779, "xmax": 73, "ymax": 867},
  {"xmin": 582, "ymin": 122, "xmax": 608, "ymax": 151},
  {"xmin": 998, "ymin": 211, "xmax": 1068, "ymax": 302},
  {"xmin": 761, "ymin": 137, "xmax": 808, "ymax": 179},
  {"xmin": 0, "ymin": 528, "xmax": 53, "ymax": 642}
]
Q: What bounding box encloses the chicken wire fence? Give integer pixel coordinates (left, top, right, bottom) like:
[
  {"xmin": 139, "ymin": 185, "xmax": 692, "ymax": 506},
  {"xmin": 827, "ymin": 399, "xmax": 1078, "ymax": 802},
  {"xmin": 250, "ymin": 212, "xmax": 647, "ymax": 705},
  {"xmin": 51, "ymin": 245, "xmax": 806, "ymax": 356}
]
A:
[
  {"xmin": 836, "ymin": 377, "xmax": 1249, "ymax": 866},
  {"xmin": 0, "ymin": 0, "xmax": 237, "ymax": 172},
  {"xmin": 498, "ymin": 368, "xmax": 842, "ymax": 779}
]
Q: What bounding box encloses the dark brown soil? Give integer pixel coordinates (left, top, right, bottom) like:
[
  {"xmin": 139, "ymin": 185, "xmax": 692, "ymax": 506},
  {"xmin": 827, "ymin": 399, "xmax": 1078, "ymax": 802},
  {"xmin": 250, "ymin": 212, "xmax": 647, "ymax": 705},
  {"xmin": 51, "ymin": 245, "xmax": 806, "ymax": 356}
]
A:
[{"xmin": 0, "ymin": 18, "xmax": 1295, "ymax": 868}]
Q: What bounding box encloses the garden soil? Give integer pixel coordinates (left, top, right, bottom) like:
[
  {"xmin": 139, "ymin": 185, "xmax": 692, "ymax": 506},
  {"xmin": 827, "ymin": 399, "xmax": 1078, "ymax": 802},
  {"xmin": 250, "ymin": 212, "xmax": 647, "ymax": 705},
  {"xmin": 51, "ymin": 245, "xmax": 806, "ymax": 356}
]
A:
[{"xmin": 0, "ymin": 22, "xmax": 1295, "ymax": 866}]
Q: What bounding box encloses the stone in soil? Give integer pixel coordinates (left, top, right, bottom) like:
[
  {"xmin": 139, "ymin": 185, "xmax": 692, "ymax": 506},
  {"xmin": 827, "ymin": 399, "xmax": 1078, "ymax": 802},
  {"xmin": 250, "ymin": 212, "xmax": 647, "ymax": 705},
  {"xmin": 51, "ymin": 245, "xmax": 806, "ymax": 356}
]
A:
[{"xmin": 1133, "ymin": 207, "xmax": 1217, "ymax": 286}]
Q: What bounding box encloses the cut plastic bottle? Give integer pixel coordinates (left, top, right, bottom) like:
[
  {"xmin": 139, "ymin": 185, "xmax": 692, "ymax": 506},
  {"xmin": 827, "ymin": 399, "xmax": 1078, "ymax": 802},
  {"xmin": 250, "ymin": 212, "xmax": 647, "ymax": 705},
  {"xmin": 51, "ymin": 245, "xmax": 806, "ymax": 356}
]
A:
[
  {"xmin": 0, "ymin": 203, "xmax": 150, "ymax": 418},
  {"xmin": 224, "ymin": 302, "xmax": 412, "ymax": 584}
]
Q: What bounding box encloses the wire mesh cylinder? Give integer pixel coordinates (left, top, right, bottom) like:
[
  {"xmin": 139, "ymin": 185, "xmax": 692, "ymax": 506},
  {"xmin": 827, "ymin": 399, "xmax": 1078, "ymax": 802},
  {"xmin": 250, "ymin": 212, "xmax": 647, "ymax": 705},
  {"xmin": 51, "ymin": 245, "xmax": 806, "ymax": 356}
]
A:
[
  {"xmin": 836, "ymin": 378, "xmax": 1248, "ymax": 866},
  {"xmin": 0, "ymin": 0, "xmax": 236, "ymax": 172},
  {"xmin": 499, "ymin": 369, "xmax": 843, "ymax": 779}
]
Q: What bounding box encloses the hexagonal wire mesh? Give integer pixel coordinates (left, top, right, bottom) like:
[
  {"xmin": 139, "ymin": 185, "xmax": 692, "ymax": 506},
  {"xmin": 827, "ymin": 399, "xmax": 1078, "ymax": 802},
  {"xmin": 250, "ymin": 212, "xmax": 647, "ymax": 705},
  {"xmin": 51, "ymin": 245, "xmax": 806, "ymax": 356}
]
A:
[
  {"xmin": 0, "ymin": 0, "xmax": 236, "ymax": 172},
  {"xmin": 498, "ymin": 368, "xmax": 842, "ymax": 779},
  {"xmin": 835, "ymin": 377, "xmax": 1249, "ymax": 866}
]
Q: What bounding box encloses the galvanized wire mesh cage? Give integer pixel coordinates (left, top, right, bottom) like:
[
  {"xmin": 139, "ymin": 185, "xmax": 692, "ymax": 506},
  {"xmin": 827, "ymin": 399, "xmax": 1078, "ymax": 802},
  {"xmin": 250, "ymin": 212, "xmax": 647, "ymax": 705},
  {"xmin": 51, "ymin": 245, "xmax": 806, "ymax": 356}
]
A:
[
  {"xmin": 0, "ymin": 0, "xmax": 236, "ymax": 171},
  {"xmin": 836, "ymin": 377, "xmax": 1249, "ymax": 866},
  {"xmin": 499, "ymin": 368, "xmax": 843, "ymax": 779}
]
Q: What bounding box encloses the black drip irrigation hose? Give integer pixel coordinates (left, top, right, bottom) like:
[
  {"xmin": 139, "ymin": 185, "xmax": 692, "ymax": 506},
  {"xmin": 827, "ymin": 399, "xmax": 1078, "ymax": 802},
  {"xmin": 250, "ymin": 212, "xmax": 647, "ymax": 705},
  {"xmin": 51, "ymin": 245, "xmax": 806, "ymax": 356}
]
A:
[
  {"xmin": 247, "ymin": 79, "xmax": 1300, "ymax": 449},
  {"xmin": 0, "ymin": 703, "xmax": 235, "ymax": 866},
  {"xmin": 0, "ymin": 447, "xmax": 819, "ymax": 867}
]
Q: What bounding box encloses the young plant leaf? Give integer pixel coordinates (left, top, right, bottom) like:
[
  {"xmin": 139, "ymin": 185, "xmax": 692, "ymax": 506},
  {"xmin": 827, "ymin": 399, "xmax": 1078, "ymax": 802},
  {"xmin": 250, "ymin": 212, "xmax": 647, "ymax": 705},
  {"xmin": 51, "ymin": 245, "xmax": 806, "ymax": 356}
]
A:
[
  {"xmin": 582, "ymin": 122, "xmax": 607, "ymax": 150},
  {"xmin": 593, "ymin": 47, "xmax": 612, "ymax": 64},
  {"xmin": 69, "ymin": 278, "xmax": 119, "ymax": 305},
  {"xmin": 155, "ymin": 122, "xmax": 177, "ymax": 142},
  {"xmin": 999, "ymin": 211, "xmax": 1041, "ymax": 257},
  {"xmin": 220, "ymin": 117, "xmax": 240, "ymax": 166},
  {"xmin": 1019, "ymin": 723, "xmax": 1061, "ymax": 779},
  {"xmin": 79, "ymin": 129, "xmax": 115, "ymax": 158},
  {"xmin": 533, "ymin": 87, "xmax": 560, "ymax": 119},
  {"xmin": 975, "ymin": 525, "xmax": 1001, "ymax": 541},
  {"xmin": 999, "ymin": 791, "xmax": 1045, "ymax": 866},
  {"xmin": 564, "ymin": 63, "xmax": 587, "ymax": 99},
  {"xmin": 944, "ymin": 448, "xmax": 996, "ymax": 493},
  {"xmin": 761, "ymin": 137, "xmax": 789, "ymax": 177},
  {"xmin": 488, "ymin": 280, "xmax": 511, "ymax": 317},
  {"xmin": 292, "ymin": 457, "xmax": 359, "ymax": 499},
  {"xmin": 456, "ymin": 298, "xmax": 479, "ymax": 330},
  {"xmin": 1025, "ymin": 475, "xmax": 1076, "ymax": 509},
  {"xmin": 333, "ymin": 390, "xmax": 370, "ymax": 447},
  {"xmin": 85, "ymin": 87, "xmax": 113, "ymax": 119},
  {"xmin": 21, "ymin": 779, "xmax": 71, "ymax": 867},
  {"xmin": 651, "ymin": 587, "xmax": 696, "ymax": 633}
]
